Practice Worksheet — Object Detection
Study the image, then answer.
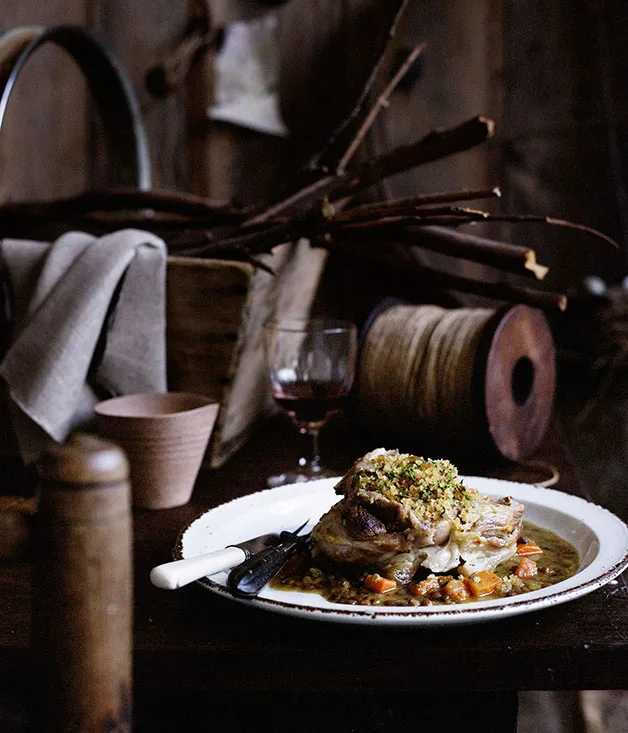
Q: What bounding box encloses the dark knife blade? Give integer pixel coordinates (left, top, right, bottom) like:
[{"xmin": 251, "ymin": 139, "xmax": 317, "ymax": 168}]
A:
[{"xmin": 227, "ymin": 521, "xmax": 311, "ymax": 599}]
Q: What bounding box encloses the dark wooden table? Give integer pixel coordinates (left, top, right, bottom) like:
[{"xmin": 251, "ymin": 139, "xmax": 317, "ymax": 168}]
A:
[{"xmin": 1, "ymin": 412, "xmax": 627, "ymax": 732}]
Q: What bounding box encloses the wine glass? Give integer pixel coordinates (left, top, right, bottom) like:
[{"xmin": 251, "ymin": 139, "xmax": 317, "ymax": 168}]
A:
[{"xmin": 263, "ymin": 317, "xmax": 358, "ymax": 487}]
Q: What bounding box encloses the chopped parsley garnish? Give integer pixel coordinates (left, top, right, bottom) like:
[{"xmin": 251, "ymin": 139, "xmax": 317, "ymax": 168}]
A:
[{"xmin": 351, "ymin": 451, "xmax": 476, "ymax": 522}]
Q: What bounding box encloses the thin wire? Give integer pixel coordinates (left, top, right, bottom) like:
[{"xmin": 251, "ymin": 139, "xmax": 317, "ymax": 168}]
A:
[{"xmin": 516, "ymin": 460, "xmax": 561, "ymax": 488}]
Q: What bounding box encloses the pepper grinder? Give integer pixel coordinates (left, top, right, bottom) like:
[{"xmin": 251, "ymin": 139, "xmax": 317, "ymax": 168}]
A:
[{"xmin": 33, "ymin": 433, "xmax": 133, "ymax": 732}]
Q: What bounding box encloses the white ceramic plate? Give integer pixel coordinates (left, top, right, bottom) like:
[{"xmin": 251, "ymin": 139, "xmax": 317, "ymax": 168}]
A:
[{"xmin": 175, "ymin": 476, "xmax": 628, "ymax": 626}]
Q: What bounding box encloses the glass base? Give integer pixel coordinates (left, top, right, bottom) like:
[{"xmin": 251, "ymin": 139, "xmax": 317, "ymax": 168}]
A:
[{"xmin": 267, "ymin": 464, "xmax": 337, "ymax": 488}]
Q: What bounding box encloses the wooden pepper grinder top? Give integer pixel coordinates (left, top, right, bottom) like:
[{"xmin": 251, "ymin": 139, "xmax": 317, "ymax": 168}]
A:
[{"xmin": 34, "ymin": 433, "xmax": 133, "ymax": 733}]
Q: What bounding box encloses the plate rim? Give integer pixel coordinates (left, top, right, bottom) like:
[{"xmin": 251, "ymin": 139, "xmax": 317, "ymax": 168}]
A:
[{"xmin": 174, "ymin": 476, "xmax": 628, "ymax": 626}]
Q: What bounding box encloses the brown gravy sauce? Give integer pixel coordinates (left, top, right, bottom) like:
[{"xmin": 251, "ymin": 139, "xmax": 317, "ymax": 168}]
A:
[{"xmin": 271, "ymin": 521, "xmax": 580, "ymax": 606}]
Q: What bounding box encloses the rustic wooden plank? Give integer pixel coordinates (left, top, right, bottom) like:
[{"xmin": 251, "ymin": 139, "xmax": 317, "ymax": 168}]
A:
[
  {"xmin": 278, "ymin": 0, "xmax": 407, "ymax": 168},
  {"xmin": 501, "ymin": 0, "xmax": 628, "ymax": 288},
  {"xmin": 379, "ymin": 0, "xmax": 500, "ymax": 202},
  {"xmin": 186, "ymin": 45, "xmax": 232, "ymax": 200},
  {"xmin": 0, "ymin": 2, "xmax": 190, "ymax": 195},
  {"xmin": 0, "ymin": 2, "xmax": 88, "ymax": 201},
  {"xmin": 165, "ymin": 256, "xmax": 254, "ymax": 401},
  {"xmin": 90, "ymin": 0, "xmax": 189, "ymax": 191}
]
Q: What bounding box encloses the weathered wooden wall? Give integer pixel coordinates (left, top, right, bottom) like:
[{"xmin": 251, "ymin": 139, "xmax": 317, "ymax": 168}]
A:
[
  {"xmin": 2, "ymin": 0, "xmax": 626, "ymax": 289},
  {"xmin": 0, "ymin": 1, "xmax": 188, "ymax": 200},
  {"xmin": 277, "ymin": 0, "xmax": 502, "ymax": 207},
  {"xmin": 0, "ymin": 2, "xmax": 89, "ymax": 200},
  {"xmin": 502, "ymin": 0, "xmax": 628, "ymax": 290},
  {"xmin": 0, "ymin": 0, "xmax": 502, "ymax": 209}
]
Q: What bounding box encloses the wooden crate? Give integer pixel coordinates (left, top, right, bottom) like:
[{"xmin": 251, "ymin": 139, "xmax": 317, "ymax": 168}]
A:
[{"xmin": 166, "ymin": 240, "xmax": 327, "ymax": 467}]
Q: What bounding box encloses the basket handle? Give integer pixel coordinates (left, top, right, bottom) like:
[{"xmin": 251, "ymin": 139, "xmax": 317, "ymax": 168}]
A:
[{"xmin": 0, "ymin": 24, "xmax": 151, "ymax": 190}]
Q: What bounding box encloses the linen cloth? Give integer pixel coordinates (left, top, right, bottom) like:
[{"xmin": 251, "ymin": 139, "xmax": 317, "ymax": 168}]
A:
[{"xmin": 0, "ymin": 229, "xmax": 167, "ymax": 463}]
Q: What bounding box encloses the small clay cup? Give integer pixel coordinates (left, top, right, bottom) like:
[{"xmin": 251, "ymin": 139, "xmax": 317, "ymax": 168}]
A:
[{"xmin": 94, "ymin": 392, "xmax": 219, "ymax": 510}]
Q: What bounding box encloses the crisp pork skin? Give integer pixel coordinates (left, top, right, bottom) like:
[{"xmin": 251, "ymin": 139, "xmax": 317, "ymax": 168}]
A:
[{"xmin": 312, "ymin": 449, "xmax": 524, "ymax": 583}]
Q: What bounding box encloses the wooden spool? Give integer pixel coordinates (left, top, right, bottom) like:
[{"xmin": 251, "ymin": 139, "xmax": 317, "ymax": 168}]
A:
[
  {"xmin": 357, "ymin": 303, "xmax": 556, "ymax": 462},
  {"xmin": 474, "ymin": 304, "xmax": 556, "ymax": 461},
  {"xmin": 33, "ymin": 433, "xmax": 132, "ymax": 733}
]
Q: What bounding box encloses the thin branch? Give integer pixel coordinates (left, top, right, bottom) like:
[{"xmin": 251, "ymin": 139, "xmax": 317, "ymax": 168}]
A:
[
  {"xmin": 460, "ymin": 213, "xmax": 619, "ymax": 249},
  {"xmin": 337, "ymin": 43, "xmax": 426, "ymax": 172},
  {"xmin": 331, "ymin": 208, "xmax": 619, "ymax": 254},
  {"xmin": 330, "ymin": 187, "xmax": 501, "ymax": 221},
  {"xmin": 407, "ymin": 224, "xmax": 548, "ymax": 279},
  {"xmin": 242, "ymin": 176, "xmax": 336, "ymax": 228},
  {"xmin": 244, "ymin": 116, "xmax": 496, "ymax": 226},
  {"xmin": 336, "ymin": 224, "xmax": 549, "ymax": 281},
  {"xmin": 172, "ymin": 218, "xmax": 303, "ymax": 258},
  {"xmin": 329, "ymin": 204, "xmax": 491, "ymax": 226},
  {"xmin": 331, "ymin": 116, "xmax": 495, "ymax": 200},
  {"xmin": 0, "ymin": 188, "xmax": 247, "ymax": 222},
  {"xmin": 308, "ymin": 0, "xmax": 413, "ymax": 172},
  {"xmin": 446, "ymin": 213, "xmax": 619, "ymax": 250},
  {"xmin": 240, "ymin": 252, "xmax": 277, "ymax": 276},
  {"xmin": 542, "ymin": 216, "xmax": 618, "ymax": 249},
  {"xmin": 172, "ymin": 241, "xmax": 278, "ymax": 274},
  {"xmin": 333, "ymin": 240, "xmax": 567, "ymax": 312},
  {"xmin": 416, "ymin": 268, "xmax": 568, "ymax": 312}
]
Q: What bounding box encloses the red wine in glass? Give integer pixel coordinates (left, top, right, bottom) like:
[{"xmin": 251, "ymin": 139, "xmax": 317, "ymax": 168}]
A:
[
  {"xmin": 263, "ymin": 317, "xmax": 357, "ymax": 487},
  {"xmin": 271, "ymin": 379, "xmax": 349, "ymax": 427}
]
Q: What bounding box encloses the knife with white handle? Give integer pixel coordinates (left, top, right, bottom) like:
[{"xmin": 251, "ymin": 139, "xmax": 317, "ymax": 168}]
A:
[{"xmin": 150, "ymin": 532, "xmax": 279, "ymax": 590}]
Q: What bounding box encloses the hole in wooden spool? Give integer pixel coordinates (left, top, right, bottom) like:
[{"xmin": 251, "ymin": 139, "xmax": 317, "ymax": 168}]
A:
[{"xmin": 511, "ymin": 356, "xmax": 535, "ymax": 406}]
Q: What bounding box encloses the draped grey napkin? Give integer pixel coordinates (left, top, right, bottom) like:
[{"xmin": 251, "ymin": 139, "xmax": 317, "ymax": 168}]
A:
[{"xmin": 0, "ymin": 229, "xmax": 167, "ymax": 463}]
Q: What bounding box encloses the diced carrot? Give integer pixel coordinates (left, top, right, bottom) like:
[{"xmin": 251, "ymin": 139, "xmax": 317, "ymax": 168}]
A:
[
  {"xmin": 364, "ymin": 573, "xmax": 397, "ymax": 594},
  {"xmin": 466, "ymin": 569, "xmax": 501, "ymax": 597},
  {"xmin": 409, "ymin": 576, "xmax": 441, "ymax": 597},
  {"xmin": 515, "ymin": 556, "xmax": 538, "ymax": 579},
  {"xmin": 443, "ymin": 578, "xmax": 470, "ymax": 602},
  {"xmin": 516, "ymin": 539, "xmax": 543, "ymax": 556}
]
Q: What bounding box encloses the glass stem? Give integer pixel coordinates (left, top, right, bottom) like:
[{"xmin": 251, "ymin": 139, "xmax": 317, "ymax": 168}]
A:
[
  {"xmin": 299, "ymin": 426, "xmax": 322, "ymax": 475},
  {"xmin": 309, "ymin": 428, "xmax": 321, "ymax": 474}
]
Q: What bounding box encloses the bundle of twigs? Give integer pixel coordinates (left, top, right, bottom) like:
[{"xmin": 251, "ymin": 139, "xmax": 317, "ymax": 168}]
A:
[{"xmin": 0, "ymin": 0, "xmax": 616, "ymax": 313}]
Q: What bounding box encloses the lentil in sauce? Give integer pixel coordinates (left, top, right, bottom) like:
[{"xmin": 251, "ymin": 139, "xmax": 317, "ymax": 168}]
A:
[{"xmin": 271, "ymin": 521, "xmax": 580, "ymax": 606}]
